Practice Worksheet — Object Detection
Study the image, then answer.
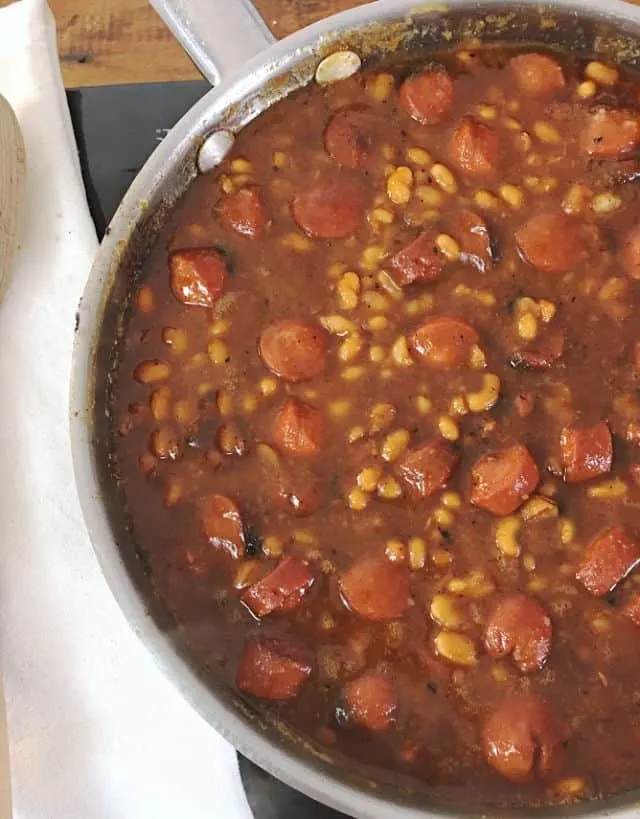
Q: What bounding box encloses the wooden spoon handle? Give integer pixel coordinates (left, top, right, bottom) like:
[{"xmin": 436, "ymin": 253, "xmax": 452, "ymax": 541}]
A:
[{"xmin": 0, "ymin": 95, "xmax": 26, "ymax": 303}]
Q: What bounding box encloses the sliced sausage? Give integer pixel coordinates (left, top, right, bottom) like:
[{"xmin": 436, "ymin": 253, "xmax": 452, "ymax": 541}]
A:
[
  {"xmin": 619, "ymin": 223, "xmax": 640, "ymax": 280},
  {"xmin": 450, "ymin": 116, "xmax": 500, "ymax": 178},
  {"xmin": 340, "ymin": 672, "xmax": 397, "ymax": 732},
  {"xmin": 410, "ymin": 316, "xmax": 480, "ymax": 369},
  {"xmin": 273, "ymin": 397, "xmax": 324, "ymax": 457},
  {"xmin": 623, "ymin": 594, "xmax": 640, "ymax": 627},
  {"xmin": 273, "ymin": 466, "xmax": 324, "ymax": 517},
  {"xmin": 291, "ymin": 177, "xmax": 363, "ymax": 239},
  {"xmin": 241, "ymin": 556, "xmax": 315, "ymax": 618},
  {"xmin": 560, "ymin": 420, "xmax": 612, "ymax": 483},
  {"xmin": 515, "ymin": 211, "xmax": 587, "ymax": 274},
  {"xmin": 446, "ymin": 209, "xmax": 493, "ymax": 273},
  {"xmin": 484, "ymin": 594, "xmax": 552, "ymax": 673},
  {"xmin": 325, "ymin": 105, "xmax": 374, "ymax": 169},
  {"xmin": 201, "ymin": 494, "xmax": 245, "ymax": 559},
  {"xmin": 470, "ymin": 443, "xmax": 540, "ymax": 516},
  {"xmin": 259, "ymin": 319, "xmax": 327, "ymax": 383},
  {"xmin": 580, "ymin": 108, "xmax": 640, "ymax": 158},
  {"xmin": 390, "ymin": 230, "xmax": 444, "ymax": 286},
  {"xmin": 510, "ymin": 331, "xmax": 565, "ymax": 370},
  {"xmin": 576, "ymin": 526, "xmax": 640, "ymax": 597},
  {"xmin": 236, "ymin": 636, "xmax": 312, "ymax": 700},
  {"xmin": 169, "ymin": 247, "xmax": 227, "ymax": 308},
  {"xmin": 339, "ymin": 556, "xmax": 410, "ymax": 621},
  {"xmin": 396, "ymin": 442, "xmax": 459, "ymax": 498},
  {"xmin": 399, "ymin": 68, "xmax": 454, "ymax": 125},
  {"xmin": 509, "ymin": 53, "xmax": 565, "ymax": 96},
  {"xmin": 218, "ymin": 185, "xmax": 269, "ymax": 238},
  {"xmin": 483, "ymin": 694, "xmax": 564, "ymax": 782}
]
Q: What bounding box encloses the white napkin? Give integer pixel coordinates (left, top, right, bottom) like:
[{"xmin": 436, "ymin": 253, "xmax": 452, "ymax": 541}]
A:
[{"xmin": 0, "ymin": 2, "xmax": 254, "ymax": 818}]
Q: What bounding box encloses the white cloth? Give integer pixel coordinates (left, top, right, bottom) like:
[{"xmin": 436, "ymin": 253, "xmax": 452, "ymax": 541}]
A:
[{"xmin": 0, "ymin": 2, "xmax": 253, "ymax": 818}]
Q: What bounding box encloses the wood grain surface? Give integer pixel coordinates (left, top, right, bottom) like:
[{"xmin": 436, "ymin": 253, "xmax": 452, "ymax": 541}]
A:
[{"xmin": 45, "ymin": 0, "xmax": 368, "ymax": 88}]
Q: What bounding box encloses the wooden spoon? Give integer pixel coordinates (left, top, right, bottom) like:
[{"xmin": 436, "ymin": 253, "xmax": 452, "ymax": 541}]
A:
[{"xmin": 0, "ymin": 94, "xmax": 25, "ymax": 302}]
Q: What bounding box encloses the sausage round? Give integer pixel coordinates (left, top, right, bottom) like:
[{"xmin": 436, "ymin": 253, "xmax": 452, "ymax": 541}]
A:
[
  {"xmin": 483, "ymin": 694, "xmax": 564, "ymax": 782},
  {"xmin": 273, "ymin": 397, "xmax": 324, "ymax": 457},
  {"xmin": 396, "ymin": 442, "xmax": 459, "ymax": 498},
  {"xmin": 339, "ymin": 556, "xmax": 410, "ymax": 621},
  {"xmin": 218, "ymin": 185, "xmax": 269, "ymax": 238},
  {"xmin": 325, "ymin": 106, "xmax": 374, "ymax": 169},
  {"xmin": 450, "ymin": 116, "xmax": 500, "ymax": 178},
  {"xmin": 259, "ymin": 320, "xmax": 328, "ymax": 383},
  {"xmin": 390, "ymin": 230, "xmax": 444, "ymax": 286},
  {"xmin": 515, "ymin": 211, "xmax": 586, "ymax": 274},
  {"xmin": 580, "ymin": 108, "xmax": 640, "ymax": 158},
  {"xmin": 399, "ymin": 68, "xmax": 454, "ymax": 125},
  {"xmin": 470, "ymin": 443, "xmax": 540, "ymax": 516},
  {"xmin": 241, "ymin": 556, "xmax": 315, "ymax": 618},
  {"xmin": 576, "ymin": 526, "xmax": 640, "ymax": 597},
  {"xmin": 560, "ymin": 420, "xmax": 612, "ymax": 483},
  {"xmin": 340, "ymin": 672, "xmax": 397, "ymax": 732},
  {"xmin": 446, "ymin": 209, "xmax": 493, "ymax": 273},
  {"xmin": 201, "ymin": 494, "xmax": 245, "ymax": 559},
  {"xmin": 169, "ymin": 247, "xmax": 227, "ymax": 308},
  {"xmin": 236, "ymin": 636, "xmax": 312, "ymax": 700},
  {"xmin": 410, "ymin": 316, "xmax": 480, "ymax": 369},
  {"xmin": 509, "ymin": 53, "xmax": 565, "ymax": 96},
  {"xmin": 484, "ymin": 594, "xmax": 553, "ymax": 673},
  {"xmin": 291, "ymin": 177, "xmax": 363, "ymax": 239}
]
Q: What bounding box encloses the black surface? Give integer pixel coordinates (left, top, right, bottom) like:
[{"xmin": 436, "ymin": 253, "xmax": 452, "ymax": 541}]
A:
[{"xmin": 66, "ymin": 80, "xmax": 348, "ymax": 818}]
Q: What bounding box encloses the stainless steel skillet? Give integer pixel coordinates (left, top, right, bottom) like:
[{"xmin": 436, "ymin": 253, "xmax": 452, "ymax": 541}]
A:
[{"xmin": 70, "ymin": 1, "xmax": 640, "ymax": 816}]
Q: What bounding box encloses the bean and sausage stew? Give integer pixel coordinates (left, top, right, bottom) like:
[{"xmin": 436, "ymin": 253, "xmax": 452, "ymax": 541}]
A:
[{"xmin": 113, "ymin": 46, "xmax": 640, "ymax": 808}]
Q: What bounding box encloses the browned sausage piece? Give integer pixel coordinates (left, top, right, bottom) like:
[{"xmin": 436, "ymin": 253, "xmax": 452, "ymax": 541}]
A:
[
  {"xmin": 509, "ymin": 53, "xmax": 565, "ymax": 96},
  {"xmin": 509, "ymin": 331, "xmax": 565, "ymax": 370},
  {"xmin": 341, "ymin": 672, "xmax": 397, "ymax": 731},
  {"xmin": 291, "ymin": 177, "xmax": 363, "ymax": 239},
  {"xmin": 273, "ymin": 397, "xmax": 324, "ymax": 457},
  {"xmin": 623, "ymin": 594, "xmax": 640, "ymax": 627},
  {"xmin": 218, "ymin": 185, "xmax": 269, "ymax": 238},
  {"xmin": 450, "ymin": 116, "xmax": 500, "ymax": 178},
  {"xmin": 259, "ymin": 320, "xmax": 327, "ymax": 383},
  {"xmin": 560, "ymin": 420, "xmax": 612, "ymax": 483},
  {"xmin": 241, "ymin": 556, "xmax": 315, "ymax": 618},
  {"xmin": 576, "ymin": 526, "xmax": 640, "ymax": 597},
  {"xmin": 201, "ymin": 494, "xmax": 245, "ymax": 559},
  {"xmin": 620, "ymin": 223, "xmax": 640, "ymax": 280},
  {"xmin": 484, "ymin": 594, "xmax": 552, "ymax": 673},
  {"xmin": 515, "ymin": 211, "xmax": 586, "ymax": 274},
  {"xmin": 339, "ymin": 556, "xmax": 410, "ymax": 621},
  {"xmin": 324, "ymin": 105, "xmax": 374, "ymax": 169},
  {"xmin": 399, "ymin": 68, "xmax": 454, "ymax": 125},
  {"xmin": 390, "ymin": 230, "xmax": 444, "ymax": 286},
  {"xmin": 236, "ymin": 636, "xmax": 312, "ymax": 700},
  {"xmin": 483, "ymin": 694, "xmax": 564, "ymax": 782},
  {"xmin": 396, "ymin": 442, "xmax": 459, "ymax": 498},
  {"xmin": 580, "ymin": 108, "xmax": 640, "ymax": 158},
  {"xmin": 446, "ymin": 209, "xmax": 493, "ymax": 273},
  {"xmin": 470, "ymin": 443, "xmax": 540, "ymax": 516},
  {"xmin": 169, "ymin": 248, "xmax": 227, "ymax": 307},
  {"xmin": 409, "ymin": 316, "xmax": 480, "ymax": 369}
]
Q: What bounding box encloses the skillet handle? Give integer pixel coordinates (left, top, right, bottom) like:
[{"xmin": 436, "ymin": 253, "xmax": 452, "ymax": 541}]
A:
[{"xmin": 149, "ymin": 0, "xmax": 275, "ymax": 85}]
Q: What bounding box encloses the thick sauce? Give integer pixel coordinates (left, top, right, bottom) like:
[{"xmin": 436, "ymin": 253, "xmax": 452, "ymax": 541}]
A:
[{"xmin": 112, "ymin": 47, "xmax": 640, "ymax": 808}]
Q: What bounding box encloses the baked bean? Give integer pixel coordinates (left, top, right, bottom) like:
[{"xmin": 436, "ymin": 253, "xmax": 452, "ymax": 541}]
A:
[
  {"xmin": 484, "ymin": 594, "xmax": 552, "ymax": 673},
  {"xmin": 241, "ymin": 556, "xmax": 315, "ymax": 617},
  {"xmin": 450, "ymin": 116, "xmax": 500, "ymax": 178},
  {"xmin": 325, "ymin": 105, "xmax": 374, "ymax": 168},
  {"xmin": 576, "ymin": 526, "xmax": 640, "ymax": 597},
  {"xmin": 201, "ymin": 494, "xmax": 246, "ymax": 559},
  {"xmin": 515, "ymin": 212, "xmax": 586, "ymax": 273},
  {"xmin": 560, "ymin": 420, "xmax": 612, "ymax": 483},
  {"xmin": 509, "ymin": 53, "xmax": 565, "ymax": 96},
  {"xmin": 169, "ymin": 248, "xmax": 227, "ymax": 307},
  {"xmin": 291, "ymin": 177, "xmax": 364, "ymax": 238},
  {"xmin": 399, "ymin": 67, "xmax": 454, "ymax": 125},
  {"xmin": 619, "ymin": 223, "xmax": 640, "ymax": 280},
  {"xmin": 483, "ymin": 694, "xmax": 564, "ymax": 782},
  {"xmin": 340, "ymin": 672, "xmax": 397, "ymax": 731},
  {"xmin": 273, "ymin": 397, "xmax": 324, "ymax": 457},
  {"xmin": 409, "ymin": 316, "xmax": 480, "ymax": 369},
  {"xmin": 470, "ymin": 443, "xmax": 540, "ymax": 516},
  {"xmin": 339, "ymin": 556, "xmax": 410, "ymax": 621},
  {"xmin": 395, "ymin": 441, "xmax": 459, "ymax": 498},
  {"xmin": 218, "ymin": 185, "xmax": 269, "ymax": 238},
  {"xmin": 446, "ymin": 209, "xmax": 493, "ymax": 272},
  {"xmin": 390, "ymin": 230, "xmax": 444, "ymax": 285},
  {"xmin": 259, "ymin": 320, "xmax": 328, "ymax": 383},
  {"xmin": 236, "ymin": 635, "xmax": 312, "ymax": 700},
  {"xmin": 580, "ymin": 108, "xmax": 640, "ymax": 158}
]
